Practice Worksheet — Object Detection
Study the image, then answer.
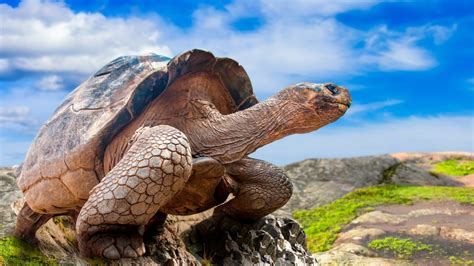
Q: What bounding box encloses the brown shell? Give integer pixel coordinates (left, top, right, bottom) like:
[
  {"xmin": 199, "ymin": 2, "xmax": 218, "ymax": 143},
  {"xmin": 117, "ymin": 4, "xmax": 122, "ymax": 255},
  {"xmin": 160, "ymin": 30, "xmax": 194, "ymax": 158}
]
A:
[{"xmin": 17, "ymin": 49, "xmax": 257, "ymax": 211}]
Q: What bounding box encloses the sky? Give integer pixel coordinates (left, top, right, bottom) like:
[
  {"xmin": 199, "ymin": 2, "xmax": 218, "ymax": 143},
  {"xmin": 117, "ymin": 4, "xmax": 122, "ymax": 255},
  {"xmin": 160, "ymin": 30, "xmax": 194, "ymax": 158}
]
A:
[{"xmin": 0, "ymin": 0, "xmax": 473, "ymax": 166}]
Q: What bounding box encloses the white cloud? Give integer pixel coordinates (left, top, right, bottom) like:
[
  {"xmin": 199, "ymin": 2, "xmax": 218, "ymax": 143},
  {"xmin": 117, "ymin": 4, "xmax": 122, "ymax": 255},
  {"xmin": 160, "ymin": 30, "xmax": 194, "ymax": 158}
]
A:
[
  {"xmin": 347, "ymin": 99, "xmax": 403, "ymax": 116},
  {"xmin": 0, "ymin": 59, "xmax": 10, "ymax": 74},
  {"xmin": 161, "ymin": 2, "xmax": 455, "ymax": 96},
  {"xmin": 0, "ymin": 0, "xmax": 171, "ymax": 75},
  {"xmin": 358, "ymin": 24, "xmax": 456, "ymax": 71},
  {"xmin": 0, "ymin": 106, "xmax": 30, "ymax": 118},
  {"xmin": 0, "ymin": 138, "xmax": 32, "ymax": 166},
  {"xmin": 407, "ymin": 24, "xmax": 458, "ymax": 45},
  {"xmin": 0, "ymin": 0, "xmax": 455, "ymax": 90},
  {"xmin": 377, "ymin": 41, "xmax": 436, "ymax": 70},
  {"xmin": 0, "ymin": 106, "xmax": 40, "ymax": 133},
  {"xmin": 36, "ymin": 74, "xmax": 64, "ymax": 90},
  {"xmin": 252, "ymin": 115, "xmax": 474, "ymax": 165},
  {"xmin": 0, "ymin": 86, "xmax": 68, "ymax": 135},
  {"xmin": 260, "ymin": 0, "xmax": 377, "ymax": 17}
]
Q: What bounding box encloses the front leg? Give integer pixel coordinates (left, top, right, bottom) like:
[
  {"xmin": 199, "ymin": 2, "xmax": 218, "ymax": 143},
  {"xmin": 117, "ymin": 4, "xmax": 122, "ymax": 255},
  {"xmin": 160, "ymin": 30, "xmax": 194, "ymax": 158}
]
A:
[
  {"xmin": 76, "ymin": 125, "xmax": 192, "ymax": 259},
  {"xmin": 214, "ymin": 157, "xmax": 293, "ymax": 222}
]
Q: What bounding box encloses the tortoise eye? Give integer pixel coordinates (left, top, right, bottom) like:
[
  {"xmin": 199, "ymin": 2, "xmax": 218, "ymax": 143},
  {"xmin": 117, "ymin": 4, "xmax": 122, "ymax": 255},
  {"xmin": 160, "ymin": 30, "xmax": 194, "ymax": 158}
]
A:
[{"xmin": 324, "ymin": 84, "xmax": 339, "ymax": 95}]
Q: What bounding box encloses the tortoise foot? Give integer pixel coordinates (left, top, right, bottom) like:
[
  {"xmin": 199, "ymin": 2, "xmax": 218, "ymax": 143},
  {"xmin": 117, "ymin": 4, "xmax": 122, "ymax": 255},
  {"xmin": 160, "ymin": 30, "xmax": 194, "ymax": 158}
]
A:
[{"xmin": 83, "ymin": 231, "xmax": 145, "ymax": 259}]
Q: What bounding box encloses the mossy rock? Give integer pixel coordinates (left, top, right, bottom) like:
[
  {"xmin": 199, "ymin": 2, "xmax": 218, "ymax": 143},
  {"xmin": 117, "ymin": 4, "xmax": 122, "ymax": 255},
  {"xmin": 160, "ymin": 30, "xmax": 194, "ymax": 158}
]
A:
[
  {"xmin": 0, "ymin": 236, "xmax": 56, "ymax": 265},
  {"xmin": 368, "ymin": 236, "xmax": 432, "ymax": 259},
  {"xmin": 293, "ymin": 185, "xmax": 474, "ymax": 252},
  {"xmin": 432, "ymin": 159, "xmax": 474, "ymax": 177}
]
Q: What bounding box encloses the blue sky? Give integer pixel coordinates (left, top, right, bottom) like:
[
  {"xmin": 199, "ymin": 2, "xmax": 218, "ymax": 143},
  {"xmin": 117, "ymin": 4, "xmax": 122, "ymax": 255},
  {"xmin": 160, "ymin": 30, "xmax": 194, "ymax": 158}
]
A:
[{"xmin": 0, "ymin": 0, "xmax": 473, "ymax": 166}]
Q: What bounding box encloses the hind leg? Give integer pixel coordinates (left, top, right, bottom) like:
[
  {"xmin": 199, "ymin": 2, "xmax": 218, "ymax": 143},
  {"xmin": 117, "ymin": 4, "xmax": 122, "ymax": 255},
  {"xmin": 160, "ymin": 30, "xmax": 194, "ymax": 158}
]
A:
[
  {"xmin": 214, "ymin": 157, "xmax": 293, "ymax": 222},
  {"xmin": 76, "ymin": 125, "xmax": 192, "ymax": 259},
  {"xmin": 15, "ymin": 202, "xmax": 53, "ymax": 243}
]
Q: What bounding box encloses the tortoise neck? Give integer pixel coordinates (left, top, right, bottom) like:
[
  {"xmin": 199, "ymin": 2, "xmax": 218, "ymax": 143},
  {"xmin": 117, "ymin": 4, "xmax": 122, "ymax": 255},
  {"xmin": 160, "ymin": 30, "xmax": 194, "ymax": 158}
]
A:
[{"xmin": 190, "ymin": 97, "xmax": 305, "ymax": 163}]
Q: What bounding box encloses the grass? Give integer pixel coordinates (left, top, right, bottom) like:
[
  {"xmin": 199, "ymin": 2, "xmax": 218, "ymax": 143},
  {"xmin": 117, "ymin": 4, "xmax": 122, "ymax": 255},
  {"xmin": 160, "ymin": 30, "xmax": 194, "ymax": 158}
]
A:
[
  {"xmin": 293, "ymin": 185, "xmax": 474, "ymax": 253},
  {"xmin": 432, "ymin": 159, "xmax": 474, "ymax": 177},
  {"xmin": 368, "ymin": 236, "xmax": 432, "ymax": 259},
  {"xmin": 0, "ymin": 236, "xmax": 56, "ymax": 265}
]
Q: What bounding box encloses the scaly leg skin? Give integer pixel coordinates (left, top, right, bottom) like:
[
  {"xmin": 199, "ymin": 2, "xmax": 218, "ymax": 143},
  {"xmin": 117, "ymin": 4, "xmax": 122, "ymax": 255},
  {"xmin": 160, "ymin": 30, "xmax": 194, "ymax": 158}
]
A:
[
  {"xmin": 76, "ymin": 125, "xmax": 192, "ymax": 259},
  {"xmin": 214, "ymin": 157, "xmax": 293, "ymax": 222}
]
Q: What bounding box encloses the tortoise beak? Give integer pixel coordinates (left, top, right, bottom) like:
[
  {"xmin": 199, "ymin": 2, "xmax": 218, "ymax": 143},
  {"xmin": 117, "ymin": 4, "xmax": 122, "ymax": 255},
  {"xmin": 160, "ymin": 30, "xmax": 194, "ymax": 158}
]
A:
[{"xmin": 322, "ymin": 83, "xmax": 351, "ymax": 112}]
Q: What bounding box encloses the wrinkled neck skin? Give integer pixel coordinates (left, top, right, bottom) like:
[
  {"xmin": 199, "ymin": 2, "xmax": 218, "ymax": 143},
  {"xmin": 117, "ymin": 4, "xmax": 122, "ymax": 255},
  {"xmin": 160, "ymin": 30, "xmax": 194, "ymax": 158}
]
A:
[{"xmin": 189, "ymin": 97, "xmax": 324, "ymax": 164}]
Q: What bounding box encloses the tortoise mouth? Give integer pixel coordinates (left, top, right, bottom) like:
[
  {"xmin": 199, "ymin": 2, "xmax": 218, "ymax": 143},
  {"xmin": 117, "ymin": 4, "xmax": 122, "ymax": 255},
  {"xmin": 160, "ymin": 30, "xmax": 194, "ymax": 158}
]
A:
[
  {"xmin": 321, "ymin": 100, "xmax": 350, "ymax": 113},
  {"xmin": 337, "ymin": 102, "xmax": 350, "ymax": 112}
]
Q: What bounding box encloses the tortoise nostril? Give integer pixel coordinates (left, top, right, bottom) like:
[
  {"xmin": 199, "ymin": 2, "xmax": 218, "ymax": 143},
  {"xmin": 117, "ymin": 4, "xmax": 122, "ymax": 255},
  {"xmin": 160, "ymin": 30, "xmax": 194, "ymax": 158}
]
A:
[{"xmin": 325, "ymin": 84, "xmax": 339, "ymax": 95}]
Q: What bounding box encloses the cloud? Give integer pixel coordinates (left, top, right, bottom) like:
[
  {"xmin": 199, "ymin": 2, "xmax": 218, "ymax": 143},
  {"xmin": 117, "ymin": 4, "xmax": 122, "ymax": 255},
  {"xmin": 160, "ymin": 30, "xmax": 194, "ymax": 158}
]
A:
[
  {"xmin": 0, "ymin": 138, "xmax": 32, "ymax": 166},
  {"xmin": 347, "ymin": 99, "xmax": 404, "ymax": 116},
  {"xmin": 162, "ymin": 1, "xmax": 455, "ymax": 96},
  {"xmin": 0, "ymin": 106, "xmax": 30, "ymax": 119},
  {"xmin": 0, "ymin": 0, "xmax": 171, "ymax": 75},
  {"xmin": 377, "ymin": 41, "xmax": 436, "ymax": 70},
  {"xmin": 0, "ymin": 59, "xmax": 10, "ymax": 74},
  {"xmin": 260, "ymin": 0, "xmax": 377, "ymax": 17},
  {"xmin": 358, "ymin": 24, "xmax": 457, "ymax": 71},
  {"xmin": 407, "ymin": 24, "xmax": 458, "ymax": 45},
  {"xmin": 0, "ymin": 106, "xmax": 40, "ymax": 133},
  {"xmin": 252, "ymin": 115, "xmax": 474, "ymax": 165},
  {"xmin": 36, "ymin": 74, "xmax": 64, "ymax": 90},
  {"xmin": 0, "ymin": 0, "xmax": 455, "ymax": 91},
  {"xmin": 0, "ymin": 86, "xmax": 68, "ymax": 134}
]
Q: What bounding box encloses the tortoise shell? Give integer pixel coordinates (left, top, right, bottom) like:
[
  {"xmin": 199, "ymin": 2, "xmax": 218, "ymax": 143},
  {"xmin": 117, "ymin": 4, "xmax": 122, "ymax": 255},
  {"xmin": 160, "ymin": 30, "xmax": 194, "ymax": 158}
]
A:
[{"xmin": 17, "ymin": 49, "xmax": 257, "ymax": 213}]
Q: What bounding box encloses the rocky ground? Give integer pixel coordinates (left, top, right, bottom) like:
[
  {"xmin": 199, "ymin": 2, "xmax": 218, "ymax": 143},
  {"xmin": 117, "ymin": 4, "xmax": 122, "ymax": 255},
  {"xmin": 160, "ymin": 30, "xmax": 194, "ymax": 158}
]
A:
[
  {"xmin": 0, "ymin": 152, "xmax": 473, "ymax": 265},
  {"xmin": 317, "ymin": 201, "xmax": 474, "ymax": 265},
  {"xmin": 280, "ymin": 152, "xmax": 473, "ymax": 265},
  {"xmin": 276, "ymin": 152, "xmax": 470, "ymax": 217}
]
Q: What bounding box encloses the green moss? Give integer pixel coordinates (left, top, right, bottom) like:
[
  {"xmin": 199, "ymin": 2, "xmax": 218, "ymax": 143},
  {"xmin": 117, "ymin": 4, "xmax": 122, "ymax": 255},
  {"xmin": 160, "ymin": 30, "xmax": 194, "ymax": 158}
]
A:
[
  {"xmin": 449, "ymin": 255, "xmax": 474, "ymax": 265},
  {"xmin": 293, "ymin": 185, "xmax": 474, "ymax": 252},
  {"xmin": 432, "ymin": 159, "xmax": 474, "ymax": 177},
  {"xmin": 368, "ymin": 237, "xmax": 432, "ymax": 259},
  {"xmin": 0, "ymin": 236, "xmax": 56, "ymax": 265},
  {"xmin": 85, "ymin": 257, "xmax": 108, "ymax": 266}
]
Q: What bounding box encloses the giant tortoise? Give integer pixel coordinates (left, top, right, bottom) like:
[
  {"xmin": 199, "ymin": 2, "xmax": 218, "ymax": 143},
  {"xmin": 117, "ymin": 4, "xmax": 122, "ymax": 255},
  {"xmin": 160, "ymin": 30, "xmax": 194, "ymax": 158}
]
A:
[{"xmin": 15, "ymin": 49, "xmax": 351, "ymax": 259}]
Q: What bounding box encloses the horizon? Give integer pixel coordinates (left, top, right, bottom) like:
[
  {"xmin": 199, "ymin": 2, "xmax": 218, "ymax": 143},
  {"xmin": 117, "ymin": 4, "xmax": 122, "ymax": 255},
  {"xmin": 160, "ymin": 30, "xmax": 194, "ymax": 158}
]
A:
[{"xmin": 0, "ymin": 0, "xmax": 473, "ymax": 166}]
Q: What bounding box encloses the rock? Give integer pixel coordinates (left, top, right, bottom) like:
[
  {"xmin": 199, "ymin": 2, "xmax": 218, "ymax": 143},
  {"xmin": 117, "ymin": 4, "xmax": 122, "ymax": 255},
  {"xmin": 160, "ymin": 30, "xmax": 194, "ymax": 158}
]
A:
[
  {"xmin": 333, "ymin": 200, "xmax": 474, "ymax": 265},
  {"xmin": 440, "ymin": 227, "xmax": 474, "ymax": 244},
  {"xmin": 188, "ymin": 215, "xmax": 317, "ymax": 265},
  {"xmin": 0, "ymin": 167, "xmax": 22, "ymax": 237},
  {"xmin": 314, "ymin": 248, "xmax": 412, "ymax": 266},
  {"xmin": 335, "ymin": 227, "xmax": 386, "ymax": 245},
  {"xmin": 276, "ymin": 153, "xmax": 465, "ymax": 217},
  {"xmin": 278, "ymin": 155, "xmax": 400, "ymax": 216},
  {"xmin": 409, "ymin": 224, "xmax": 440, "ymax": 236},
  {"xmin": 391, "ymin": 152, "xmax": 473, "ymax": 165},
  {"xmin": 407, "ymin": 208, "xmax": 453, "ymax": 217},
  {"xmin": 351, "ymin": 211, "xmax": 406, "ymax": 225},
  {"xmin": 332, "ymin": 243, "xmax": 377, "ymax": 257}
]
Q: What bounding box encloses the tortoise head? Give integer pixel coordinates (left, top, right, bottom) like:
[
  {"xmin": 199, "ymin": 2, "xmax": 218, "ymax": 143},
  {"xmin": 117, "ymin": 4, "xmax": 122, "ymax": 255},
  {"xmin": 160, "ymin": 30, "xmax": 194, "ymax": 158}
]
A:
[{"xmin": 274, "ymin": 82, "xmax": 351, "ymax": 132}]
